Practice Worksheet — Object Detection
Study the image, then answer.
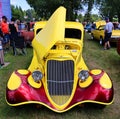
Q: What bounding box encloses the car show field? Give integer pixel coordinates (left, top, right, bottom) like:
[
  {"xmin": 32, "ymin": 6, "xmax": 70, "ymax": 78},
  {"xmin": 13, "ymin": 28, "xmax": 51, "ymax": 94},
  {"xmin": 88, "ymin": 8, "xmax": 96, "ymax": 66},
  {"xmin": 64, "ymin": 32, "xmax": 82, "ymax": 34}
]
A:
[
  {"xmin": 0, "ymin": 30, "xmax": 120, "ymax": 118},
  {"xmin": 5, "ymin": 7, "xmax": 114, "ymax": 113},
  {"xmin": 0, "ymin": 6, "xmax": 120, "ymax": 119}
]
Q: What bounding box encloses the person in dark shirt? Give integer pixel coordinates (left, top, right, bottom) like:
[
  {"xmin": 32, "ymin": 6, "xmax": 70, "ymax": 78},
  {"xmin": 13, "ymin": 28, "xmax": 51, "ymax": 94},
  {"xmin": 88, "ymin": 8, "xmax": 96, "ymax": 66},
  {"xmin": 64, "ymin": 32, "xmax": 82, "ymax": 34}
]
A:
[{"xmin": 9, "ymin": 17, "xmax": 18, "ymax": 55}]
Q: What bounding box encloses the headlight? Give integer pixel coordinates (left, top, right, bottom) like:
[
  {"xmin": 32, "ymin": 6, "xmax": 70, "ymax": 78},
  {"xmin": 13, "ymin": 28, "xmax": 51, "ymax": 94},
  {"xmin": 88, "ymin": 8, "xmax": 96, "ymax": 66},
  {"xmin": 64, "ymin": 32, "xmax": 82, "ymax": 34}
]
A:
[
  {"xmin": 78, "ymin": 70, "xmax": 89, "ymax": 82},
  {"xmin": 32, "ymin": 70, "xmax": 43, "ymax": 82}
]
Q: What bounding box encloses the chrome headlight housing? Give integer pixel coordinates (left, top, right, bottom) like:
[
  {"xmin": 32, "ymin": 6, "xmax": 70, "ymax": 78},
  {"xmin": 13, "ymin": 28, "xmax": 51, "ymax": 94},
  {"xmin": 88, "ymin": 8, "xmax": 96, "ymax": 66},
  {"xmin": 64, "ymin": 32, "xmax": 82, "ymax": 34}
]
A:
[
  {"xmin": 32, "ymin": 70, "xmax": 43, "ymax": 82},
  {"xmin": 78, "ymin": 70, "xmax": 89, "ymax": 82}
]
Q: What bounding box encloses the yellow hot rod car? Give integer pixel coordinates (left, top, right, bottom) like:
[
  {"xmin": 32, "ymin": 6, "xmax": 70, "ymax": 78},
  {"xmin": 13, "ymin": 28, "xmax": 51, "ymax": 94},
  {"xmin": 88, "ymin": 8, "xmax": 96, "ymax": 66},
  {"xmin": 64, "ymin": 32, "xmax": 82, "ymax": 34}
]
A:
[
  {"xmin": 6, "ymin": 7, "xmax": 114, "ymax": 113},
  {"xmin": 91, "ymin": 20, "xmax": 120, "ymax": 44}
]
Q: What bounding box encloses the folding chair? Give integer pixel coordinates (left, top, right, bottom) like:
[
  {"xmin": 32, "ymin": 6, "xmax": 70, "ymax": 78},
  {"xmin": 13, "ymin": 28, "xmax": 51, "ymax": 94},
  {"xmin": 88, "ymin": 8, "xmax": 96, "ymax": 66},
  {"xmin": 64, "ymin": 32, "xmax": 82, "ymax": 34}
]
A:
[{"xmin": 12, "ymin": 36, "xmax": 27, "ymax": 55}]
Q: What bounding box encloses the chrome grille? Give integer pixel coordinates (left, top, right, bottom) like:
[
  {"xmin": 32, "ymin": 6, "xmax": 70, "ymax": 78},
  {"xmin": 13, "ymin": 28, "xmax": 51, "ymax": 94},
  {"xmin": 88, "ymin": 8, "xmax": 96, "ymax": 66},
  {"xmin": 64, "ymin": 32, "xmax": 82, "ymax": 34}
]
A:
[
  {"xmin": 47, "ymin": 60, "xmax": 74, "ymax": 105},
  {"xmin": 47, "ymin": 60, "xmax": 74, "ymax": 95},
  {"xmin": 47, "ymin": 60, "xmax": 74, "ymax": 96}
]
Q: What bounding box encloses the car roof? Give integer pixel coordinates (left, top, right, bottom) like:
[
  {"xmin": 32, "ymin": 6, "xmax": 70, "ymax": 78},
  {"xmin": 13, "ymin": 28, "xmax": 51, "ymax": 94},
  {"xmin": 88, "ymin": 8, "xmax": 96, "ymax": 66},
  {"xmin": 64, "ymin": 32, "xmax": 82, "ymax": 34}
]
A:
[{"xmin": 34, "ymin": 21, "xmax": 84, "ymax": 30}]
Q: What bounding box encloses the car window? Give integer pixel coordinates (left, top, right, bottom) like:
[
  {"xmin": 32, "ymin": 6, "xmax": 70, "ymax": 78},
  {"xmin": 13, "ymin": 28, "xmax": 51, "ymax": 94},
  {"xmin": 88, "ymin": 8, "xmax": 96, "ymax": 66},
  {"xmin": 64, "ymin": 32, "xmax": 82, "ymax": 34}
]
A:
[
  {"xmin": 36, "ymin": 28, "xmax": 82, "ymax": 40},
  {"xmin": 36, "ymin": 28, "xmax": 42, "ymax": 34},
  {"xmin": 98, "ymin": 25, "xmax": 105, "ymax": 30},
  {"xmin": 65, "ymin": 28, "xmax": 81, "ymax": 39}
]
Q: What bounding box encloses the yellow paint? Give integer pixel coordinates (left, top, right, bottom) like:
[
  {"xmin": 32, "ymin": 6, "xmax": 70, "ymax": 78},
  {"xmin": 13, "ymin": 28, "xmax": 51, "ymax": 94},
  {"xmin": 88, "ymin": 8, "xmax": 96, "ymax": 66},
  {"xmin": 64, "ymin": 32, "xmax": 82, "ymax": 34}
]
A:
[
  {"xmin": 79, "ymin": 76, "xmax": 93, "ymax": 88},
  {"xmin": 43, "ymin": 58, "xmax": 77, "ymax": 110},
  {"xmin": 7, "ymin": 72, "xmax": 21, "ymax": 90},
  {"xmin": 17, "ymin": 70, "xmax": 29, "ymax": 75},
  {"xmin": 28, "ymin": 50, "xmax": 44, "ymax": 73},
  {"xmin": 26, "ymin": 6, "xmax": 91, "ymax": 110},
  {"xmin": 90, "ymin": 69, "xmax": 102, "ymax": 75},
  {"xmin": 28, "ymin": 75, "xmax": 42, "ymax": 88},
  {"xmin": 95, "ymin": 20, "xmax": 106, "ymax": 28},
  {"xmin": 99, "ymin": 73, "xmax": 112, "ymax": 89},
  {"xmin": 32, "ymin": 6, "xmax": 66, "ymax": 60},
  {"xmin": 29, "ymin": 21, "xmax": 85, "ymax": 73},
  {"xmin": 51, "ymin": 96, "xmax": 70, "ymax": 105}
]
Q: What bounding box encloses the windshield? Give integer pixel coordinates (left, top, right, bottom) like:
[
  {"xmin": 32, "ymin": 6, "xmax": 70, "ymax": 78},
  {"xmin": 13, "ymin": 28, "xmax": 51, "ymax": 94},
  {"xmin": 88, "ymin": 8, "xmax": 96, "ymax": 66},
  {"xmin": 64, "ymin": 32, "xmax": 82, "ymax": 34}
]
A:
[
  {"xmin": 98, "ymin": 25, "xmax": 105, "ymax": 30},
  {"xmin": 36, "ymin": 28, "xmax": 82, "ymax": 40}
]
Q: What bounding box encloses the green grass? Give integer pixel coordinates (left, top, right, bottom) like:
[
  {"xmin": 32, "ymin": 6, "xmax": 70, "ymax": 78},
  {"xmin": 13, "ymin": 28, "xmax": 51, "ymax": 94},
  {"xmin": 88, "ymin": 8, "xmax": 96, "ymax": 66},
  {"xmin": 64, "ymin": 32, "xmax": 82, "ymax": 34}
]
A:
[{"xmin": 0, "ymin": 34, "xmax": 120, "ymax": 119}]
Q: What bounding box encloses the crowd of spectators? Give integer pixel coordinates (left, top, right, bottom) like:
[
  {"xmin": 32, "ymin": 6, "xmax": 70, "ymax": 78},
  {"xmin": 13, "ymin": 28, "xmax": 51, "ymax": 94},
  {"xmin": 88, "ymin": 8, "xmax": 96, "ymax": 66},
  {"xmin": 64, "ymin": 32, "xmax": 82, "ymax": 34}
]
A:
[{"xmin": 0, "ymin": 16, "xmax": 24, "ymax": 67}]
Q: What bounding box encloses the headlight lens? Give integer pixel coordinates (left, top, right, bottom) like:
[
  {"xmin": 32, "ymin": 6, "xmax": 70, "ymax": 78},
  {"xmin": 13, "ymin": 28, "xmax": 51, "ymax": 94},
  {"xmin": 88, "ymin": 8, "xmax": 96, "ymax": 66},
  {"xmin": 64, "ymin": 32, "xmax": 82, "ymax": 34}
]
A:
[
  {"xmin": 32, "ymin": 71, "xmax": 43, "ymax": 82},
  {"xmin": 78, "ymin": 70, "xmax": 89, "ymax": 82}
]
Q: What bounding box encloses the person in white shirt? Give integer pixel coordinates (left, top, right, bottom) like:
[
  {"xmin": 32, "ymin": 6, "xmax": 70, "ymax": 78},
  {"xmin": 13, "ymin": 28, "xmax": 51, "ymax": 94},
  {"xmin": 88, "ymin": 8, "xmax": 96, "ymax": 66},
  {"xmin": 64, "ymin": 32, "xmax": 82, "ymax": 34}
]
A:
[
  {"xmin": 104, "ymin": 17, "xmax": 114, "ymax": 50},
  {"xmin": 0, "ymin": 39, "xmax": 4, "ymax": 67}
]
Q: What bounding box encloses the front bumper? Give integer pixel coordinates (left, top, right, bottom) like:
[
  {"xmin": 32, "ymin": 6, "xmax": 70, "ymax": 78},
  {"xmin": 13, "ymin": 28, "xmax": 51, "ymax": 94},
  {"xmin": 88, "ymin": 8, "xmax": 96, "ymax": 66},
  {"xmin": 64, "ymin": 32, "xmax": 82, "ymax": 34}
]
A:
[
  {"xmin": 110, "ymin": 36, "xmax": 120, "ymax": 42},
  {"xmin": 6, "ymin": 69, "xmax": 114, "ymax": 113}
]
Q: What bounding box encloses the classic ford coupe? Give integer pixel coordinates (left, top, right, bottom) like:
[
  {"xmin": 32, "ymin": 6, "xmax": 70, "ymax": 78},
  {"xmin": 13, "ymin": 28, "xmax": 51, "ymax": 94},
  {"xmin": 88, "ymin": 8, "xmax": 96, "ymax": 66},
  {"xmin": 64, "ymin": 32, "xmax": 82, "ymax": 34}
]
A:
[{"xmin": 6, "ymin": 7, "xmax": 114, "ymax": 113}]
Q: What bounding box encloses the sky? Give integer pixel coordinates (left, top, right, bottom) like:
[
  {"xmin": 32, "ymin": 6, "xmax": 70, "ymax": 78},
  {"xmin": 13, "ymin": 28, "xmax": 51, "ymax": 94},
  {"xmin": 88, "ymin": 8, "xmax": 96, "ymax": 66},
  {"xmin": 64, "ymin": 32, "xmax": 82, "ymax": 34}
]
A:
[
  {"xmin": 10, "ymin": 0, "xmax": 31, "ymax": 10},
  {"xmin": 10, "ymin": 0, "xmax": 98, "ymax": 14}
]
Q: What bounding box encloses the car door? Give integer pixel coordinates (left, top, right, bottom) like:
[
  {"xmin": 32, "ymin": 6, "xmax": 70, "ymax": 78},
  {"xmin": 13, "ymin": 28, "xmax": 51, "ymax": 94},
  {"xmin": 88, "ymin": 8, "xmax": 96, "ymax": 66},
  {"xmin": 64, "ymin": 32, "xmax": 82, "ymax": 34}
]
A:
[{"xmin": 93, "ymin": 25, "xmax": 105, "ymax": 40}]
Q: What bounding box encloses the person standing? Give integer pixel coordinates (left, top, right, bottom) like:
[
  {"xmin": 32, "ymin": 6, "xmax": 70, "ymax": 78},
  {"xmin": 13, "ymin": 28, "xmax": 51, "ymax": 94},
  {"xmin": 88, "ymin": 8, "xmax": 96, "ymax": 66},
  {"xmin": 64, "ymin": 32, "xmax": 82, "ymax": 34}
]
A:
[
  {"xmin": 1, "ymin": 16, "xmax": 10, "ymax": 50},
  {"xmin": 104, "ymin": 17, "xmax": 114, "ymax": 50},
  {"xmin": 9, "ymin": 17, "xmax": 18, "ymax": 55}
]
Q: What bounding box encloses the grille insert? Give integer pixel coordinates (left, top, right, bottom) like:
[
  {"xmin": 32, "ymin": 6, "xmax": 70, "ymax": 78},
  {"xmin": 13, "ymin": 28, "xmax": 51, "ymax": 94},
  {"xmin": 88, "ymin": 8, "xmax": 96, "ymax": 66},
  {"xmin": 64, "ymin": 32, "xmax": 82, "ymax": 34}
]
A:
[{"xmin": 47, "ymin": 60, "xmax": 74, "ymax": 105}]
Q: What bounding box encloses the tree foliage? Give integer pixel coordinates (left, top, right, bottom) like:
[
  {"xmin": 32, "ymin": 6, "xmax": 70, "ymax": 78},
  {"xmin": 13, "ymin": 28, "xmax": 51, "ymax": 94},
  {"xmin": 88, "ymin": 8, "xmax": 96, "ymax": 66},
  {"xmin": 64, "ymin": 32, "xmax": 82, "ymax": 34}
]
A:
[
  {"xmin": 97, "ymin": 0, "xmax": 120, "ymax": 22},
  {"xmin": 11, "ymin": 5, "xmax": 38, "ymax": 22},
  {"xmin": 14, "ymin": 0, "xmax": 120, "ymax": 22},
  {"xmin": 11, "ymin": 5, "xmax": 25, "ymax": 21},
  {"xmin": 26, "ymin": 0, "xmax": 84, "ymax": 20}
]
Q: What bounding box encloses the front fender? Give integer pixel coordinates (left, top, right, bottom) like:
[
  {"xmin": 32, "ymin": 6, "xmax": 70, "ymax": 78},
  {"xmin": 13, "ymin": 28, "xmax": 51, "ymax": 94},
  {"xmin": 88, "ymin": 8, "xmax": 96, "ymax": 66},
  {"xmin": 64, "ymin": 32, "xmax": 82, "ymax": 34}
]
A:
[{"xmin": 6, "ymin": 69, "xmax": 114, "ymax": 113}]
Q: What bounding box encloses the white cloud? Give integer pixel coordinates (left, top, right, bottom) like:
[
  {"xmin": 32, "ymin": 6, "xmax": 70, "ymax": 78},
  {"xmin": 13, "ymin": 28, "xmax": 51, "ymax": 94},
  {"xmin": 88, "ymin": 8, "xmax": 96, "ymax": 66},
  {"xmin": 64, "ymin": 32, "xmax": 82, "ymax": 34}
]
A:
[{"xmin": 10, "ymin": 0, "xmax": 31, "ymax": 10}]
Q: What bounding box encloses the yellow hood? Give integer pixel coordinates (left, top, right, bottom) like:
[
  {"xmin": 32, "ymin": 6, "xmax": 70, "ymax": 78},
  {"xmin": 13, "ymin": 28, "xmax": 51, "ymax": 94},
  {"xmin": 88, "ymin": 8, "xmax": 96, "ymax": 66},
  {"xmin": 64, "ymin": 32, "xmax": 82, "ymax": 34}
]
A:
[
  {"xmin": 32, "ymin": 6, "xmax": 66, "ymax": 60},
  {"xmin": 95, "ymin": 20, "xmax": 106, "ymax": 28}
]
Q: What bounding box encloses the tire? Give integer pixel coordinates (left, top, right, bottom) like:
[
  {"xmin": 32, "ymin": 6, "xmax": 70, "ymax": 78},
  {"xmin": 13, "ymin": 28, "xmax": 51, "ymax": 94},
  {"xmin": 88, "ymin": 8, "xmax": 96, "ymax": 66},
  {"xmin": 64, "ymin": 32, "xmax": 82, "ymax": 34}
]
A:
[
  {"xmin": 91, "ymin": 34, "xmax": 95, "ymax": 40},
  {"xmin": 117, "ymin": 39, "xmax": 120, "ymax": 55},
  {"xmin": 100, "ymin": 37, "xmax": 104, "ymax": 45}
]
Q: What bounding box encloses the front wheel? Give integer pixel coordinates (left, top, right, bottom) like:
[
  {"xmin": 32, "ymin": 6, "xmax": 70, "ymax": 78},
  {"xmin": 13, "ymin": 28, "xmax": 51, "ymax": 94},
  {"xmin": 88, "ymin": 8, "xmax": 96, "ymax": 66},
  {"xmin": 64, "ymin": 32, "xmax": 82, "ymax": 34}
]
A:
[
  {"xmin": 100, "ymin": 37, "xmax": 104, "ymax": 45},
  {"xmin": 117, "ymin": 39, "xmax": 120, "ymax": 55},
  {"xmin": 91, "ymin": 34, "xmax": 95, "ymax": 40}
]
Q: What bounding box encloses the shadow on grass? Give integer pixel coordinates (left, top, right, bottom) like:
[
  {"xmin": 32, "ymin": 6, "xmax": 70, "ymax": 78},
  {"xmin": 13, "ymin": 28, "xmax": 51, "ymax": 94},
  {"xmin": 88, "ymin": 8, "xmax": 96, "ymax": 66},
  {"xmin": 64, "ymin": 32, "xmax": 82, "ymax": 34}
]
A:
[{"xmin": 1, "ymin": 103, "xmax": 106, "ymax": 119}]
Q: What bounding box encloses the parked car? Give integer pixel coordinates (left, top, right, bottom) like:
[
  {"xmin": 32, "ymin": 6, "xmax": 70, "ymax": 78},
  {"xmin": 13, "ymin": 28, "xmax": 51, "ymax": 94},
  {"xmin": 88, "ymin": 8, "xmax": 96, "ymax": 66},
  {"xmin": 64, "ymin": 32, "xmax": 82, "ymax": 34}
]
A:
[
  {"xmin": 6, "ymin": 7, "xmax": 114, "ymax": 113},
  {"xmin": 84, "ymin": 23, "xmax": 92, "ymax": 33},
  {"xmin": 18, "ymin": 22, "xmax": 34, "ymax": 46},
  {"xmin": 117, "ymin": 38, "xmax": 120, "ymax": 55},
  {"xmin": 91, "ymin": 21, "xmax": 120, "ymax": 44}
]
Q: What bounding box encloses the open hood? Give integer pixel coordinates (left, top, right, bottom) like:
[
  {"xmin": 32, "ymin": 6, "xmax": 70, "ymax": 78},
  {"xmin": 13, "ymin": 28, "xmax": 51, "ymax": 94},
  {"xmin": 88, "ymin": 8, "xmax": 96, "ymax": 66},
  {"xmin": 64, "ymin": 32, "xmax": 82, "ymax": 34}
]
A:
[
  {"xmin": 95, "ymin": 20, "xmax": 106, "ymax": 28},
  {"xmin": 32, "ymin": 6, "xmax": 66, "ymax": 60}
]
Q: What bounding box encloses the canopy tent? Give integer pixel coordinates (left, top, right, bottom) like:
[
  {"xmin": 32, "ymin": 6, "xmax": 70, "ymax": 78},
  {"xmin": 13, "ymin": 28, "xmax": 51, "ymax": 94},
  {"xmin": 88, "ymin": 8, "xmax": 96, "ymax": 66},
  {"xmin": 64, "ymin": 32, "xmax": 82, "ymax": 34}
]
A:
[{"xmin": 0, "ymin": 0, "xmax": 11, "ymax": 21}]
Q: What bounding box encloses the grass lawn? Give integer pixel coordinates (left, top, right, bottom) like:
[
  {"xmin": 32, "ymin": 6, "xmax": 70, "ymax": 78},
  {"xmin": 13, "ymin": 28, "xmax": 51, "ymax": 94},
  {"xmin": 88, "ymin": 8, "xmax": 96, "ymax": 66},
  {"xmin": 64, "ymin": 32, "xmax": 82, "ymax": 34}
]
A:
[{"xmin": 0, "ymin": 33, "xmax": 120, "ymax": 119}]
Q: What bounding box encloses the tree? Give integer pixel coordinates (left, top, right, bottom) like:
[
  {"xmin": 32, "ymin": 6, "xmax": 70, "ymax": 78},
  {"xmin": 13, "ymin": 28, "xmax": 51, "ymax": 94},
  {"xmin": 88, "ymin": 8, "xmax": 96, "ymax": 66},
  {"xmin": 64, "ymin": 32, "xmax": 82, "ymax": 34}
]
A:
[
  {"xmin": 97, "ymin": 0, "xmax": 120, "ymax": 22},
  {"xmin": 11, "ymin": 5, "xmax": 38, "ymax": 22},
  {"xmin": 26, "ymin": 0, "xmax": 84, "ymax": 20},
  {"xmin": 25, "ymin": 9, "xmax": 38, "ymax": 21},
  {"xmin": 12, "ymin": 0, "xmax": 106, "ymax": 22},
  {"xmin": 11, "ymin": 5, "xmax": 25, "ymax": 21}
]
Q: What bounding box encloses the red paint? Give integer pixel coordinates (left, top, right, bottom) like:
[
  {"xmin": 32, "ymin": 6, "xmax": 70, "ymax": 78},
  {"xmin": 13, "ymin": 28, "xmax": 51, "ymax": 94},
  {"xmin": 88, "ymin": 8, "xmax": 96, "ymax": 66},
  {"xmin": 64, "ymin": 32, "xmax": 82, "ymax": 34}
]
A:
[{"xmin": 6, "ymin": 70, "xmax": 114, "ymax": 111}]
